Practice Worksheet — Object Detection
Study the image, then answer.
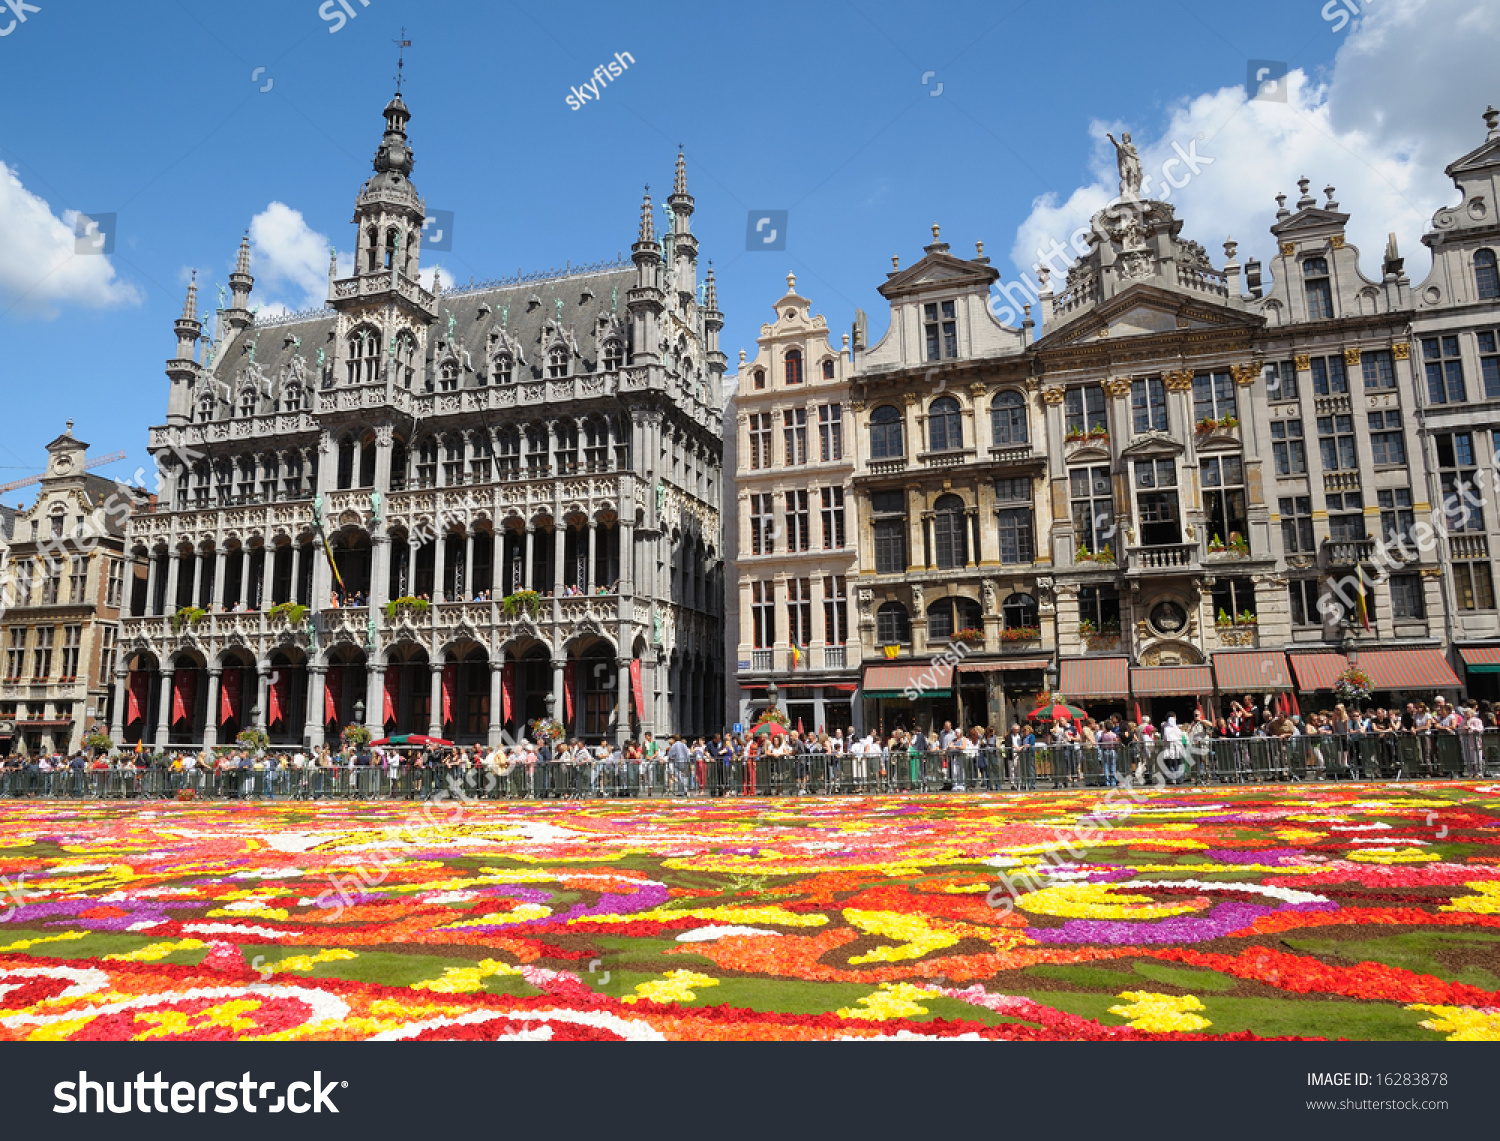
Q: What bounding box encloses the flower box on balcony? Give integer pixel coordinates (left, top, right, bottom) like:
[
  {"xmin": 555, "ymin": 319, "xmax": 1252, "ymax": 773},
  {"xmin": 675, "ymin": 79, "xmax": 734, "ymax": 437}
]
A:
[
  {"xmin": 267, "ymin": 601, "xmax": 308, "ymax": 628},
  {"xmin": 1195, "ymin": 415, "xmax": 1240, "ymax": 435},
  {"xmin": 1000, "ymin": 625, "xmax": 1040, "ymax": 643},
  {"xmin": 383, "ymin": 596, "xmax": 430, "ymax": 621},
  {"xmin": 1075, "ymin": 544, "xmax": 1116, "ymax": 567},
  {"xmin": 949, "ymin": 628, "xmax": 986, "ymax": 647}
]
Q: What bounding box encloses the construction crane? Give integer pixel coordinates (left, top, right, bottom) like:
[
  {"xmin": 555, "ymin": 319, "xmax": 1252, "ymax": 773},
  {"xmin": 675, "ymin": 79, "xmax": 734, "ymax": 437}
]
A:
[{"xmin": 0, "ymin": 450, "xmax": 128, "ymax": 495}]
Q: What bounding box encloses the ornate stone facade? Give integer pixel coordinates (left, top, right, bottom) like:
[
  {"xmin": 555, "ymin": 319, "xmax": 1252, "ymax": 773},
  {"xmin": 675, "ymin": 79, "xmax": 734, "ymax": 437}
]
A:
[{"xmin": 115, "ymin": 93, "xmax": 724, "ymax": 748}]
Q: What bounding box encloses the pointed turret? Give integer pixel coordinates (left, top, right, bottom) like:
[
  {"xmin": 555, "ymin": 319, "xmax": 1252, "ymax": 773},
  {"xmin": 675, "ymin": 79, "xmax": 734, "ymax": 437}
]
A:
[
  {"xmin": 703, "ymin": 261, "xmax": 726, "ymax": 383},
  {"xmin": 174, "ymin": 271, "xmax": 202, "ymax": 360},
  {"xmin": 666, "ymin": 150, "xmax": 699, "ymax": 310},
  {"xmin": 225, "ymin": 233, "xmax": 254, "ymax": 331},
  {"xmin": 627, "ymin": 187, "xmax": 664, "ymax": 365}
]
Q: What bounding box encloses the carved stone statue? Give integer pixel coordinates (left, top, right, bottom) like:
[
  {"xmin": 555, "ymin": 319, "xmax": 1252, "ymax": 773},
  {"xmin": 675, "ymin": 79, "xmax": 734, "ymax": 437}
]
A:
[
  {"xmin": 1107, "ymin": 132, "xmax": 1143, "ymax": 200},
  {"xmin": 982, "ymin": 580, "xmax": 998, "ymax": 613}
]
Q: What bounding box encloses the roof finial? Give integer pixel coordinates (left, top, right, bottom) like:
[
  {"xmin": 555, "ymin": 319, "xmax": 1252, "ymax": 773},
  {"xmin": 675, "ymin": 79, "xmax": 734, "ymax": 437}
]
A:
[
  {"xmin": 393, "ymin": 28, "xmax": 412, "ymax": 93},
  {"xmin": 65, "ymin": 419, "xmax": 74, "ymax": 435},
  {"xmin": 891, "ymin": 255, "xmax": 899, "ymax": 271},
  {"xmin": 1485, "ymin": 105, "xmax": 1499, "ymax": 137},
  {"xmin": 181, "ymin": 270, "xmax": 198, "ymax": 320},
  {"xmin": 786, "ymin": 272, "xmax": 796, "ymax": 293},
  {"xmin": 976, "ymin": 241, "xmax": 984, "ymax": 256},
  {"xmin": 931, "ymin": 223, "xmax": 940, "ymax": 241},
  {"xmin": 1296, "ymin": 176, "xmax": 1314, "ymax": 209},
  {"xmin": 674, "ymin": 147, "xmax": 687, "ymax": 196},
  {"xmin": 235, "ymin": 231, "xmax": 251, "ymax": 276},
  {"xmin": 639, "ymin": 186, "xmax": 654, "ymax": 243}
]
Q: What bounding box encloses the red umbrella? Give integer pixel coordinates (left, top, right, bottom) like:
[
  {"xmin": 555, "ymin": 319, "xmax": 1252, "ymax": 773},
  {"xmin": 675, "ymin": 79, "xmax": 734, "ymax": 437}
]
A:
[
  {"xmin": 370, "ymin": 734, "xmax": 454, "ymax": 747},
  {"xmin": 753, "ymin": 721, "xmax": 789, "ymax": 738},
  {"xmin": 1026, "ymin": 701, "xmax": 1088, "ymax": 722}
]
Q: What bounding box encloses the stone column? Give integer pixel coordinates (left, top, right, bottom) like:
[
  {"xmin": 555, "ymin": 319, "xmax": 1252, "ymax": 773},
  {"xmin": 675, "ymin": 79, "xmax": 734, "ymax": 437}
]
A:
[
  {"xmin": 551, "ymin": 657, "xmax": 567, "ymax": 735},
  {"xmin": 967, "ymin": 508, "xmax": 982, "ymax": 567},
  {"xmin": 205, "ymin": 668, "xmax": 221, "ymax": 748},
  {"xmin": 110, "ymin": 668, "xmax": 129, "ymax": 741},
  {"xmin": 155, "ymin": 664, "xmax": 174, "ymax": 745},
  {"xmin": 212, "ymin": 548, "xmax": 227, "ymax": 610},
  {"xmin": 190, "ymin": 551, "xmax": 205, "ymax": 608},
  {"xmin": 289, "ymin": 544, "xmax": 302, "ymax": 606},
  {"xmin": 586, "ymin": 522, "xmax": 597, "ymax": 590},
  {"xmin": 619, "ymin": 519, "xmax": 635, "ymax": 595},
  {"xmin": 488, "ymin": 661, "xmax": 504, "ymax": 747},
  {"xmin": 616, "ymin": 656, "xmax": 632, "ymax": 745},
  {"xmin": 553, "ymin": 525, "xmax": 566, "ymax": 591},
  {"xmin": 145, "ymin": 554, "xmax": 160, "ymax": 617},
  {"xmin": 255, "ymin": 663, "xmax": 271, "ymax": 732},
  {"xmin": 523, "ymin": 526, "xmax": 535, "ymax": 591},
  {"xmin": 428, "ymin": 662, "xmax": 443, "ymax": 737},
  {"xmin": 365, "ymin": 661, "xmax": 384, "ymax": 733},
  {"xmin": 164, "ymin": 554, "xmax": 181, "ymax": 613},
  {"xmin": 306, "ymin": 666, "xmax": 326, "ymax": 748},
  {"xmin": 370, "ymin": 533, "xmax": 391, "ymax": 610},
  {"xmin": 433, "ymin": 532, "xmax": 447, "ymax": 602},
  {"xmin": 310, "ymin": 540, "xmax": 331, "ymax": 613},
  {"xmin": 463, "ymin": 530, "xmax": 475, "ymax": 600}
]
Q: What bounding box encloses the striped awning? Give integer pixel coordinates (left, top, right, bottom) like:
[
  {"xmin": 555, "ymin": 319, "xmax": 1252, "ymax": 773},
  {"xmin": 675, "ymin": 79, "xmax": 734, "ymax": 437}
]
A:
[
  {"xmin": 1130, "ymin": 665, "xmax": 1213, "ymax": 696},
  {"xmin": 1212, "ymin": 651, "xmax": 1292, "ymax": 692},
  {"xmin": 955, "ymin": 657, "xmax": 1050, "ymax": 674},
  {"xmin": 1059, "ymin": 657, "xmax": 1128, "ymax": 699},
  {"xmin": 1289, "ymin": 653, "xmax": 1348, "ymax": 691},
  {"xmin": 1358, "ymin": 649, "xmax": 1462, "ymax": 690},
  {"xmin": 862, "ymin": 660, "xmax": 952, "ymax": 698},
  {"xmin": 1458, "ymin": 646, "xmax": 1500, "ymax": 674}
]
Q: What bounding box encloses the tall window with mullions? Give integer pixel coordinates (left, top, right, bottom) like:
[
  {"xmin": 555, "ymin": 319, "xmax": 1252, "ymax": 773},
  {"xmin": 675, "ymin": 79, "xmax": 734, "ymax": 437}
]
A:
[
  {"xmin": 1065, "ymin": 385, "xmax": 1108, "ymax": 435},
  {"xmin": 932, "ymin": 494, "xmax": 969, "ymax": 569},
  {"xmin": 1131, "ymin": 377, "xmax": 1168, "ymax": 432},
  {"xmin": 1192, "ymin": 371, "xmax": 1236, "ymax": 424},
  {"xmin": 1070, "ymin": 466, "xmax": 1113, "ymax": 554}
]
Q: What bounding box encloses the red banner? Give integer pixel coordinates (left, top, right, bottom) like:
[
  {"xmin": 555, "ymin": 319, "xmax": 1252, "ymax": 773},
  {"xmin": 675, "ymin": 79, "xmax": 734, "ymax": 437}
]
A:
[
  {"xmin": 269, "ymin": 670, "xmax": 289, "ymax": 728},
  {"xmin": 442, "ymin": 663, "xmax": 456, "ymax": 727},
  {"xmin": 128, "ymin": 671, "xmax": 148, "ymax": 726},
  {"xmin": 384, "ymin": 665, "xmax": 399, "ymax": 726},
  {"xmin": 502, "ymin": 662, "xmax": 516, "ymax": 724},
  {"xmin": 563, "ymin": 661, "xmax": 576, "ymax": 724},
  {"xmin": 171, "ymin": 669, "xmax": 195, "ymax": 726},
  {"xmin": 326, "ymin": 666, "xmax": 342, "ymax": 726},
  {"xmin": 629, "ymin": 659, "xmax": 644, "ymax": 726},
  {"xmin": 220, "ymin": 668, "xmax": 242, "ymax": 725}
]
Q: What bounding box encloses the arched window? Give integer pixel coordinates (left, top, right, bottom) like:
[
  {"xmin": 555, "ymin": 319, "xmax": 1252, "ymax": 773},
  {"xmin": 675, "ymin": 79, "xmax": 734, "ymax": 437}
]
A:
[
  {"xmin": 336, "ymin": 437, "xmax": 356, "ymax": 490},
  {"xmin": 394, "ymin": 331, "xmax": 417, "ymax": 389},
  {"xmin": 753, "ymin": 368, "xmax": 766, "ymax": 390},
  {"xmin": 415, "ymin": 439, "xmax": 438, "ymax": 486},
  {"xmin": 784, "ymin": 348, "xmax": 803, "ymax": 385},
  {"xmin": 932, "ymin": 493, "xmax": 969, "ymax": 569},
  {"xmin": 493, "ymin": 352, "xmax": 514, "ymax": 384},
  {"xmin": 822, "ymin": 359, "xmax": 835, "ymax": 380},
  {"xmin": 438, "ymin": 358, "xmax": 459, "ymax": 392},
  {"xmin": 928, "ymin": 396, "xmax": 963, "ymax": 452},
  {"xmin": 365, "ymin": 227, "xmax": 378, "ymax": 273},
  {"xmin": 496, "ymin": 426, "xmax": 521, "ymax": 477},
  {"xmin": 345, "ymin": 327, "xmax": 379, "ymax": 385},
  {"xmin": 1303, "ymin": 256, "xmax": 1333, "ymax": 320},
  {"xmin": 237, "ymin": 389, "xmax": 257, "ymax": 419},
  {"xmin": 383, "ymin": 228, "xmax": 399, "ymax": 271},
  {"xmin": 1003, "ymin": 592, "xmax": 1038, "ymax": 631},
  {"xmin": 876, "ymin": 601, "xmax": 911, "ymax": 645},
  {"xmin": 869, "ymin": 405, "xmax": 904, "ymax": 459},
  {"xmin": 991, "ymin": 390, "xmax": 1028, "ymax": 446},
  {"xmin": 279, "ymin": 384, "xmax": 303, "ymax": 413},
  {"xmin": 1476, "ymin": 249, "xmax": 1500, "ymax": 301},
  {"xmin": 196, "ymin": 393, "xmax": 216, "ymax": 423},
  {"xmin": 926, "ymin": 596, "xmax": 983, "ymax": 642},
  {"xmin": 548, "ymin": 346, "xmax": 569, "ymax": 378},
  {"xmin": 602, "ymin": 339, "xmax": 623, "ymax": 371}
]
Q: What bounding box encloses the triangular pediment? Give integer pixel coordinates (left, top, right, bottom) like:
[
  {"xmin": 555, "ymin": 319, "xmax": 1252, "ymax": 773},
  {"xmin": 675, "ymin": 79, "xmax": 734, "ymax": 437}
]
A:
[
  {"xmin": 1118, "ymin": 430, "xmax": 1184, "ymax": 459},
  {"xmin": 1273, "ymin": 208, "xmax": 1350, "ymax": 234},
  {"xmin": 879, "ymin": 252, "xmax": 999, "ymax": 298},
  {"xmin": 1448, "ymin": 137, "xmax": 1500, "ymax": 176},
  {"xmin": 1040, "ymin": 283, "xmax": 1257, "ymax": 348}
]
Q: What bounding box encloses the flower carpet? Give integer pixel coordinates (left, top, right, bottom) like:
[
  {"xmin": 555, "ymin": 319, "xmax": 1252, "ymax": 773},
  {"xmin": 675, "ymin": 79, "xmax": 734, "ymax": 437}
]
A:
[{"xmin": 1, "ymin": 781, "xmax": 1499, "ymax": 1040}]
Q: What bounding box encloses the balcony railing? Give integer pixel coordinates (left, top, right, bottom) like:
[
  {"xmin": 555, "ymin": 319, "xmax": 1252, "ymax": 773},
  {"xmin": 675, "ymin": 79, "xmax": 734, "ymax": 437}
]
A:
[
  {"xmin": 751, "ymin": 650, "xmax": 773, "ymax": 671},
  {"xmin": 1323, "ymin": 470, "xmax": 1361, "ymax": 492},
  {"xmin": 866, "ymin": 457, "xmax": 908, "ymax": 476},
  {"xmin": 823, "ymin": 645, "xmax": 846, "ymax": 669},
  {"xmin": 1450, "ymin": 533, "xmax": 1489, "ymax": 560},
  {"xmin": 1127, "ymin": 542, "xmax": 1199, "ymax": 571},
  {"xmin": 1324, "ymin": 537, "xmax": 1375, "ymax": 565}
]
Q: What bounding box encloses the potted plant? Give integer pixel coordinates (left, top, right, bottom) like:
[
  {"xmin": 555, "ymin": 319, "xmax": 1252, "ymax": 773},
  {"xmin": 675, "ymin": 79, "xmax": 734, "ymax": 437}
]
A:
[
  {"xmin": 340, "ymin": 723, "xmax": 372, "ymax": 749},
  {"xmin": 1215, "ymin": 607, "xmax": 1235, "ymax": 628},
  {"xmin": 1078, "ymin": 617, "xmax": 1098, "ymax": 637},
  {"xmin": 384, "ymin": 595, "xmax": 430, "ymax": 620},
  {"xmin": 169, "ymin": 605, "xmax": 207, "ymax": 633},
  {"xmin": 1065, "ymin": 425, "xmax": 1086, "ymax": 441},
  {"xmin": 1228, "ymin": 531, "xmax": 1250, "ymax": 556},
  {"xmin": 502, "ymin": 590, "xmax": 543, "ymax": 619},
  {"xmin": 1088, "ymin": 423, "xmax": 1109, "ymax": 439},
  {"xmin": 950, "ymin": 627, "xmax": 985, "ymax": 646},
  {"xmin": 268, "ymin": 601, "xmax": 309, "ymax": 626},
  {"xmin": 1333, "ymin": 666, "xmax": 1371, "ymax": 704},
  {"xmin": 1001, "ymin": 625, "xmax": 1040, "ymax": 642},
  {"xmin": 82, "ymin": 729, "xmax": 113, "ymax": 755},
  {"xmin": 1207, "ymin": 533, "xmax": 1226, "ymax": 554},
  {"xmin": 235, "ymin": 727, "xmax": 269, "ymax": 752},
  {"xmin": 529, "ymin": 717, "xmax": 565, "ymax": 743},
  {"xmin": 1235, "ymin": 609, "xmax": 1259, "ymax": 627}
]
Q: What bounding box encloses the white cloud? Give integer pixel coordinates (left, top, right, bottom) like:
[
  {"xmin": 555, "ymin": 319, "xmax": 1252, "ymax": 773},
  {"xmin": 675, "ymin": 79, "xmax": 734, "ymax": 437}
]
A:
[
  {"xmin": 0, "ymin": 161, "xmax": 141, "ymax": 318},
  {"xmin": 1008, "ymin": 0, "xmax": 1498, "ymax": 303},
  {"xmin": 247, "ymin": 202, "xmax": 347, "ymax": 313}
]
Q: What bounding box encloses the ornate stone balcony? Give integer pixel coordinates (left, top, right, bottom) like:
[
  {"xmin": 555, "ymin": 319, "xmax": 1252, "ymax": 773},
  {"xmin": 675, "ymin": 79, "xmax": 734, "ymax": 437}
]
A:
[
  {"xmin": 1126, "ymin": 542, "xmax": 1199, "ymax": 572},
  {"xmin": 1323, "ymin": 537, "xmax": 1375, "ymax": 566}
]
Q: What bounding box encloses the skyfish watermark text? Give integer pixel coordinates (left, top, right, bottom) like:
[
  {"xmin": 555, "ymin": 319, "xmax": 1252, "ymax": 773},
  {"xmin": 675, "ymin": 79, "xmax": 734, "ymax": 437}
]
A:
[
  {"xmin": 54, "ymin": 1071, "xmax": 343, "ymax": 1114},
  {"xmin": 566, "ymin": 52, "xmax": 635, "ymax": 109}
]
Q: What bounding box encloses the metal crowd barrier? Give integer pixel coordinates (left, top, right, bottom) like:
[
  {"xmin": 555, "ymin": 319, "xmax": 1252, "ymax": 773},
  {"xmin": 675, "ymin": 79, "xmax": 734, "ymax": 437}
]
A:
[{"xmin": 0, "ymin": 733, "xmax": 1496, "ymax": 801}]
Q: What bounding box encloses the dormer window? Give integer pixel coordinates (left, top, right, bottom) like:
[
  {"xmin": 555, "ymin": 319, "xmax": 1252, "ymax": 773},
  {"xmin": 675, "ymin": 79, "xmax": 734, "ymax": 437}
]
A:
[
  {"xmin": 1303, "ymin": 257, "xmax": 1334, "ymax": 320},
  {"xmin": 238, "ymin": 390, "xmax": 257, "ymax": 418},
  {"xmin": 924, "ymin": 301, "xmax": 957, "ymax": 361},
  {"xmin": 196, "ymin": 394, "xmax": 215, "ymax": 423},
  {"xmin": 548, "ymin": 347, "xmax": 569, "ymax": 378},
  {"xmin": 753, "ymin": 368, "xmax": 766, "ymax": 390},
  {"xmin": 602, "ymin": 339, "xmax": 624, "ymax": 371},
  {"xmin": 822, "ymin": 359, "xmax": 835, "ymax": 380},
  {"xmin": 279, "ymin": 384, "xmax": 303, "ymax": 413},
  {"xmin": 494, "ymin": 353, "xmax": 514, "ymax": 384},
  {"xmin": 1476, "ymin": 249, "xmax": 1499, "ymax": 301},
  {"xmin": 784, "ymin": 348, "xmax": 803, "ymax": 385},
  {"xmin": 439, "ymin": 359, "xmax": 459, "ymax": 392},
  {"xmin": 346, "ymin": 327, "xmax": 379, "ymax": 385}
]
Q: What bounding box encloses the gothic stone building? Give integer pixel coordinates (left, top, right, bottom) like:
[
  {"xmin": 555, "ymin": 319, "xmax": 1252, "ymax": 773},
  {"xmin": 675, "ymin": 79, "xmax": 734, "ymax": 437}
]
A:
[{"xmin": 114, "ymin": 92, "xmax": 725, "ymax": 749}]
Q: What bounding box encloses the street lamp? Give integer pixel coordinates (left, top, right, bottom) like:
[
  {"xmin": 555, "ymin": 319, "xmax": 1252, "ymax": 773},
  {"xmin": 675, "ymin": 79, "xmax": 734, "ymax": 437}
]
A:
[
  {"xmin": 766, "ymin": 680, "xmax": 778, "ymax": 709},
  {"xmin": 1045, "ymin": 660, "xmax": 1059, "ymax": 698},
  {"xmin": 354, "ymin": 698, "xmax": 365, "ymax": 724}
]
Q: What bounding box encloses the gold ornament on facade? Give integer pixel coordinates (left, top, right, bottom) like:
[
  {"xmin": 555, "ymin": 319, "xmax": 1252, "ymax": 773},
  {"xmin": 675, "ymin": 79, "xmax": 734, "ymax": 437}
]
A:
[
  {"xmin": 1343, "ymin": 347, "xmax": 1362, "ymax": 367},
  {"xmin": 1102, "ymin": 376, "xmax": 1133, "ymax": 397},
  {"xmin": 1392, "ymin": 342, "xmax": 1411, "ymax": 360},
  {"xmin": 902, "ymin": 391, "xmax": 918, "ymax": 405},
  {"xmin": 1330, "ymin": 235, "xmax": 1345, "ymax": 249},
  {"xmin": 968, "ymin": 382, "xmax": 989, "ymax": 398},
  {"xmin": 1229, "ymin": 363, "xmax": 1259, "ymax": 387},
  {"xmin": 1162, "ymin": 369, "xmax": 1195, "ymax": 391},
  {"xmin": 1280, "ymin": 242, "xmax": 1296, "ymax": 257},
  {"xmin": 1294, "ymin": 354, "xmax": 1311, "ymax": 371},
  {"xmin": 1040, "ymin": 386, "xmax": 1066, "ymax": 405}
]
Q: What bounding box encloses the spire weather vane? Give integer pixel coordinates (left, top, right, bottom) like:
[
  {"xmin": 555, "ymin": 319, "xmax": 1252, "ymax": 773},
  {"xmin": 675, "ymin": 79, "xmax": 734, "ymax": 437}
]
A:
[{"xmin": 393, "ymin": 28, "xmax": 411, "ymax": 93}]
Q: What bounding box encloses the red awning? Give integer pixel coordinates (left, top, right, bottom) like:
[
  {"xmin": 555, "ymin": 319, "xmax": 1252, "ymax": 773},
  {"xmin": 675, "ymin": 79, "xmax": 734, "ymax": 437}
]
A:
[
  {"xmin": 1059, "ymin": 657, "xmax": 1128, "ymax": 699},
  {"xmin": 1212, "ymin": 651, "xmax": 1292, "ymax": 692},
  {"xmin": 1457, "ymin": 646, "xmax": 1500, "ymax": 669},
  {"xmin": 823, "ymin": 683, "xmax": 859, "ymax": 692},
  {"xmin": 863, "ymin": 661, "xmax": 952, "ymax": 697},
  {"xmin": 1289, "ymin": 653, "xmax": 1348, "ymax": 691},
  {"xmin": 1357, "ymin": 649, "xmax": 1462, "ymax": 690},
  {"xmin": 955, "ymin": 658, "xmax": 1050, "ymax": 674},
  {"xmin": 1130, "ymin": 665, "xmax": 1213, "ymax": 696}
]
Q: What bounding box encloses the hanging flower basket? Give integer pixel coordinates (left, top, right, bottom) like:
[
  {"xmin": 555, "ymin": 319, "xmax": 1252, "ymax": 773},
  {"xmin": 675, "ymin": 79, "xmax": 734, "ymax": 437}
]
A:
[
  {"xmin": 529, "ymin": 717, "xmax": 565, "ymax": 743},
  {"xmin": 1334, "ymin": 666, "xmax": 1371, "ymax": 704},
  {"xmin": 502, "ymin": 590, "xmax": 543, "ymax": 620}
]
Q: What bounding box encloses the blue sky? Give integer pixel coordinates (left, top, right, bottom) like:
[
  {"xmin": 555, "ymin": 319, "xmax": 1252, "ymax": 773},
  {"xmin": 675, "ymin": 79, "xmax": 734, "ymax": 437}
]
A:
[{"xmin": 0, "ymin": 0, "xmax": 1493, "ymax": 499}]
